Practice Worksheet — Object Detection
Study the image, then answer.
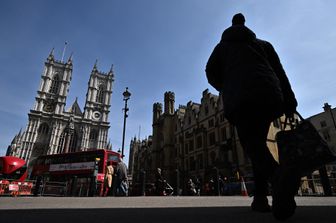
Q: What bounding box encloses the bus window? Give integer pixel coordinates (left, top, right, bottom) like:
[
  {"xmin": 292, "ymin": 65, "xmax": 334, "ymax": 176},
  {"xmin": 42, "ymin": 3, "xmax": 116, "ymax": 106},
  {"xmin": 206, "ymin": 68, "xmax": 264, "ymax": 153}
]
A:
[
  {"xmin": 10, "ymin": 165, "xmax": 27, "ymax": 180},
  {"xmin": 0, "ymin": 157, "xmax": 28, "ymax": 181},
  {"xmin": 107, "ymin": 154, "xmax": 119, "ymax": 162}
]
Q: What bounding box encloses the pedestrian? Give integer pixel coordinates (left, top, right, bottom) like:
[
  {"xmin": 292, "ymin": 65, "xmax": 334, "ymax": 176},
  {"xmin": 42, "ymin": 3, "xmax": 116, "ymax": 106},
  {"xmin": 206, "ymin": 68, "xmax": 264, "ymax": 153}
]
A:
[
  {"xmin": 208, "ymin": 178, "xmax": 215, "ymax": 196},
  {"xmin": 194, "ymin": 176, "xmax": 201, "ymax": 196},
  {"xmin": 104, "ymin": 161, "xmax": 114, "ymax": 196},
  {"xmin": 222, "ymin": 176, "xmax": 230, "ymax": 196},
  {"xmin": 186, "ymin": 178, "xmax": 197, "ymax": 196},
  {"xmin": 218, "ymin": 175, "xmax": 224, "ymax": 196},
  {"xmin": 115, "ymin": 157, "xmax": 128, "ymax": 196},
  {"xmin": 206, "ymin": 13, "xmax": 301, "ymax": 220},
  {"xmin": 155, "ymin": 168, "xmax": 164, "ymax": 196}
]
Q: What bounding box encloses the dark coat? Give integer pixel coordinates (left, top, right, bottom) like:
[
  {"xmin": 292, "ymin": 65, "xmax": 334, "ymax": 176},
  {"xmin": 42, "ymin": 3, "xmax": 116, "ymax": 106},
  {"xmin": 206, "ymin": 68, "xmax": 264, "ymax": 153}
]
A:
[
  {"xmin": 116, "ymin": 161, "xmax": 128, "ymax": 182},
  {"xmin": 206, "ymin": 25, "xmax": 297, "ymax": 124}
]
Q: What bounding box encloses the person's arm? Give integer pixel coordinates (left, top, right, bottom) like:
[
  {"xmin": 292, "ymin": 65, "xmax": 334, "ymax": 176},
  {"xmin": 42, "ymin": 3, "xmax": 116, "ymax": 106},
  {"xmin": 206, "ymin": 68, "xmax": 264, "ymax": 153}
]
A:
[
  {"xmin": 206, "ymin": 43, "xmax": 225, "ymax": 91},
  {"xmin": 264, "ymin": 41, "xmax": 297, "ymax": 114}
]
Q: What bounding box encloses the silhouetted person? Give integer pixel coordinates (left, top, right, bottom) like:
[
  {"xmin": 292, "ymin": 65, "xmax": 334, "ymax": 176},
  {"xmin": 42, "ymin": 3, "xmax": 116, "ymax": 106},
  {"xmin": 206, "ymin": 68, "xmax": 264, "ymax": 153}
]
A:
[
  {"xmin": 155, "ymin": 168, "xmax": 173, "ymax": 196},
  {"xmin": 194, "ymin": 176, "xmax": 201, "ymax": 195},
  {"xmin": 218, "ymin": 176, "xmax": 225, "ymax": 195},
  {"xmin": 206, "ymin": 13, "xmax": 300, "ymax": 220},
  {"xmin": 208, "ymin": 178, "xmax": 215, "ymax": 196},
  {"xmin": 155, "ymin": 168, "xmax": 164, "ymax": 195},
  {"xmin": 186, "ymin": 178, "xmax": 197, "ymax": 196},
  {"xmin": 116, "ymin": 157, "xmax": 128, "ymax": 196}
]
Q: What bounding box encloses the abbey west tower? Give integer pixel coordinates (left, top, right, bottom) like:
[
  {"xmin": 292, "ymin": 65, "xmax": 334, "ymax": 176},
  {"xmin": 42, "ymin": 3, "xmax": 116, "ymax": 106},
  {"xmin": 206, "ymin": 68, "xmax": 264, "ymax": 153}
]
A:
[{"xmin": 7, "ymin": 50, "xmax": 114, "ymax": 164}]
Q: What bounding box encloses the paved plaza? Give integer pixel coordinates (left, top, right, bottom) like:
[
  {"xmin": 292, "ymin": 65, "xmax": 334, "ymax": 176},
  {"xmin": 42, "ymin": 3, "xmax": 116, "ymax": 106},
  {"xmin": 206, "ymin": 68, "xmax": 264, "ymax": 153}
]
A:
[{"xmin": 0, "ymin": 196, "xmax": 336, "ymax": 223}]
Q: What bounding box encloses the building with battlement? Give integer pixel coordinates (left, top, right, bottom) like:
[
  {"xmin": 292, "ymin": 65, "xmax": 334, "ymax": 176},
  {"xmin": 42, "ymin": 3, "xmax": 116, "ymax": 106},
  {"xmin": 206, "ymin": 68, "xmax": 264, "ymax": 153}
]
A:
[{"xmin": 130, "ymin": 89, "xmax": 283, "ymax": 192}]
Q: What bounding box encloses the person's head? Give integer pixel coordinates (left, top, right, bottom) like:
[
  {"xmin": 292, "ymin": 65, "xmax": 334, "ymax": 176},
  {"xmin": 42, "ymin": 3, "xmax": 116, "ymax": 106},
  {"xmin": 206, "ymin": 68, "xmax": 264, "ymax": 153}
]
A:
[
  {"xmin": 157, "ymin": 168, "xmax": 161, "ymax": 174},
  {"xmin": 108, "ymin": 160, "xmax": 113, "ymax": 166},
  {"xmin": 118, "ymin": 156, "xmax": 123, "ymax": 163},
  {"xmin": 232, "ymin": 13, "xmax": 245, "ymax": 26}
]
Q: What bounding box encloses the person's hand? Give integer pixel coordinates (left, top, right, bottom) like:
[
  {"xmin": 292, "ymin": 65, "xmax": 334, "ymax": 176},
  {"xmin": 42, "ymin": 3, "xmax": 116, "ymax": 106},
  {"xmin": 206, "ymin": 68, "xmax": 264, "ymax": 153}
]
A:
[
  {"xmin": 284, "ymin": 98, "xmax": 297, "ymax": 118},
  {"xmin": 284, "ymin": 110, "xmax": 295, "ymax": 120}
]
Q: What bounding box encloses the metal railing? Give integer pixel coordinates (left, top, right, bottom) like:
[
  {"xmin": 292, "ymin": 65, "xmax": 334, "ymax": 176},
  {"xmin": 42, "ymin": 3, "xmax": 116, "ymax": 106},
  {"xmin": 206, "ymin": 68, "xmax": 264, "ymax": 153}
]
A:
[
  {"xmin": 298, "ymin": 178, "xmax": 336, "ymax": 196},
  {"xmin": 41, "ymin": 181, "xmax": 68, "ymax": 196}
]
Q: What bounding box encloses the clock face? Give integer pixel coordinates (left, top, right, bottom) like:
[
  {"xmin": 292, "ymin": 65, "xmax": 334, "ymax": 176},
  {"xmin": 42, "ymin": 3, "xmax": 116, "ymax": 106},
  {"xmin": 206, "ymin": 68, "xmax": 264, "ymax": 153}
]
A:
[
  {"xmin": 92, "ymin": 111, "xmax": 102, "ymax": 120},
  {"xmin": 43, "ymin": 100, "xmax": 55, "ymax": 112}
]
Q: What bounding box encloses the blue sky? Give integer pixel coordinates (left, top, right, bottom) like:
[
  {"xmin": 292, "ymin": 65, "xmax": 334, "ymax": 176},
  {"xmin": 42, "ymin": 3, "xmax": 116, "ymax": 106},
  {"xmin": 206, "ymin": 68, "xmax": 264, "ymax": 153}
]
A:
[{"xmin": 1, "ymin": 0, "xmax": 336, "ymax": 164}]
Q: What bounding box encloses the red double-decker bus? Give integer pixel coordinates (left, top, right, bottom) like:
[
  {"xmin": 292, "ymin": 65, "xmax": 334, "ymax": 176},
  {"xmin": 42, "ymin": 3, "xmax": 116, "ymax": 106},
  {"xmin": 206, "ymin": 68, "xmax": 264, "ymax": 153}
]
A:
[
  {"xmin": 31, "ymin": 149, "xmax": 121, "ymax": 196},
  {"xmin": 0, "ymin": 156, "xmax": 28, "ymax": 181},
  {"xmin": 0, "ymin": 156, "xmax": 33, "ymax": 196}
]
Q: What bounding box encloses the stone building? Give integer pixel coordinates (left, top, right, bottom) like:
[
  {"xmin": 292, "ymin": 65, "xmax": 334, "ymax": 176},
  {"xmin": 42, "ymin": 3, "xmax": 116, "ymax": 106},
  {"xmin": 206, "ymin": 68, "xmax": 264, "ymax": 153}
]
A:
[
  {"xmin": 308, "ymin": 103, "xmax": 336, "ymax": 176},
  {"xmin": 7, "ymin": 50, "xmax": 114, "ymax": 165},
  {"xmin": 129, "ymin": 136, "xmax": 153, "ymax": 179},
  {"xmin": 130, "ymin": 89, "xmax": 283, "ymax": 192}
]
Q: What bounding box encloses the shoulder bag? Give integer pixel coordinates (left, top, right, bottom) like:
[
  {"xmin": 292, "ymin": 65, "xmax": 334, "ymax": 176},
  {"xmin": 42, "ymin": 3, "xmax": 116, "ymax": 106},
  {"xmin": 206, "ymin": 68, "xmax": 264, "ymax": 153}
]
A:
[{"xmin": 276, "ymin": 112, "xmax": 336, "ymax": 176}]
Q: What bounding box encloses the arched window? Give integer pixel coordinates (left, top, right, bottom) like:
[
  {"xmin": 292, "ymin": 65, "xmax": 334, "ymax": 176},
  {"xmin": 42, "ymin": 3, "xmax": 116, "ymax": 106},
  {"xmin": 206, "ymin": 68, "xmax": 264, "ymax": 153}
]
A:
[
  {"xmin": 35, "ymin": 123, "xmax": 50, "ymax": 145},
  {"xmin": 57, "ymin": 128, "xmax": 77, "ymax": 153},
  {"xmin": 38, "ymin": 123, "xmax": 49, "ymax": 135},
  {"xmin": 58, "ymin": 133, "xmax": 65, "ymax": 153},
  {"xmin": 68, "ymin": 131, "xmax": 78, "ymax": 153},
  {"xmin": 89, "ymin": 129, "xmax": 98, "ymax": 149},
  {"xmin": 89, "ymin": 130, "xmax": 97, "ymax": 141},
  {"xmin": 49, "ymin": 75, "xmax": 60, "ymax": 94},
  {"xmin": 96, "ymin": 85, "xmax": 105, "ymax": 103}
]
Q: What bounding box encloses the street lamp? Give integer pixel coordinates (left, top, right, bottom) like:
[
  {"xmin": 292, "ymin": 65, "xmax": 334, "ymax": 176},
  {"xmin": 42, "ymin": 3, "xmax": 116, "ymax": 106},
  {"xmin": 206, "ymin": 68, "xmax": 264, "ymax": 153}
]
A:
[{"xmin": 121, "ymin": 87, "xmax": 131, "ymax": 158}]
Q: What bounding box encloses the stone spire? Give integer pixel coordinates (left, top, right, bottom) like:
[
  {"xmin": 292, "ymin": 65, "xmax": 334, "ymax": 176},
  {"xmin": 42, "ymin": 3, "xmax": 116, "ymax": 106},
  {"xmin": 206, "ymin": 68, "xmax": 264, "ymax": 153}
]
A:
[
  {"xmin": 92, "ymin": 59, "xmax": 98, "ymax": 72},
  {"xmin": 67, "ymin": 52, "xmax": 73, "ymax": 64},
  {"xmin": 47, "ymin": 48, "xmax": 55, "ymax": 61},
  {"xmin": 108, "ymin": 64, "xmax": 114, "ymax": 76}
]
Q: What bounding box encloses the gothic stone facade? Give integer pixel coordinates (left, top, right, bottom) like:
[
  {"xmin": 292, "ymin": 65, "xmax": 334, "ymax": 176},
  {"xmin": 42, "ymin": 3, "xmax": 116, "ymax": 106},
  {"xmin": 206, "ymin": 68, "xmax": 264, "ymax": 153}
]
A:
[
  {"xmin": 7, "ymin": 50, "xmax": 114, "ymax": 164},
  {"xmin": 130, "ymin": 89, "xmax": 284, "ymax": 191},
  {"xmin": 128, "ymin": 136, "xmax": 153, "ymax": 179}
]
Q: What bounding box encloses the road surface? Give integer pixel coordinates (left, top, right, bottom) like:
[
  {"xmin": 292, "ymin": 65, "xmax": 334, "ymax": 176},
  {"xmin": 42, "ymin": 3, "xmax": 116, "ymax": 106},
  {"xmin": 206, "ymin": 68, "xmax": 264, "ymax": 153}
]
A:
[{"xmin": 0, "ymin": 196, "xmax": 335, "ymax": 223}]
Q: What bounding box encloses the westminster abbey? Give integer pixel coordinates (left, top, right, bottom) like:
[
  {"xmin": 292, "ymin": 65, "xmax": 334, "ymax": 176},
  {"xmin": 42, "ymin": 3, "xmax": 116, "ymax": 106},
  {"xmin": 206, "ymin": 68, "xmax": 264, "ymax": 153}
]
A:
[{"xmin": 7, "ymin": 49, "xmax": 114, "ymax": 164}]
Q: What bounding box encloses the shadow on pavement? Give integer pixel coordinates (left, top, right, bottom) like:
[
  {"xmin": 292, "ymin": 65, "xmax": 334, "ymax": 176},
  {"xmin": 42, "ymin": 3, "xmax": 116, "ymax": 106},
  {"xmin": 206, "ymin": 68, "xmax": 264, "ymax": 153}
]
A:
[{"xmin": 1, "ymin": 206, "xmax": 336, "ymax": 223}]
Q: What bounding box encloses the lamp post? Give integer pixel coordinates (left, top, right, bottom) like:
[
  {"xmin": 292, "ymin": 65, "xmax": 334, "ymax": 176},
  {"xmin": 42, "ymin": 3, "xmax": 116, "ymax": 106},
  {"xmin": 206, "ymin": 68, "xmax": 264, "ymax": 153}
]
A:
[{"xmin": 121, "ymin": 87, "xmax": 131, "ymax": 158}]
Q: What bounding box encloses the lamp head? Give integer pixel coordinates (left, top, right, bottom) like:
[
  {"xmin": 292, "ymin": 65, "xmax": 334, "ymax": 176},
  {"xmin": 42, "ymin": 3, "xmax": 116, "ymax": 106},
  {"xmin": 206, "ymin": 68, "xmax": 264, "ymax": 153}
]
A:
[{"xmin": 123, "ymin": 87, "xmax": 131, "ymax": 100}]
